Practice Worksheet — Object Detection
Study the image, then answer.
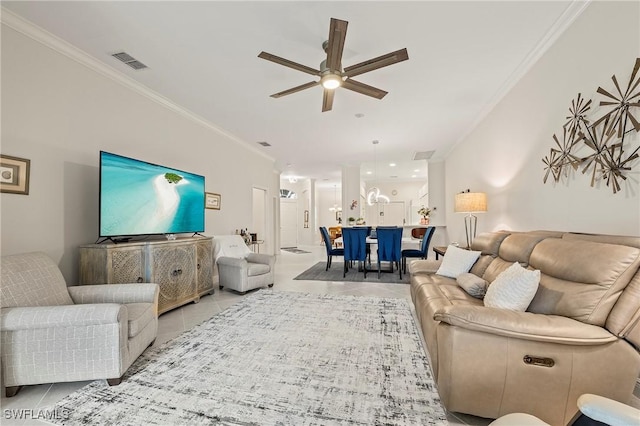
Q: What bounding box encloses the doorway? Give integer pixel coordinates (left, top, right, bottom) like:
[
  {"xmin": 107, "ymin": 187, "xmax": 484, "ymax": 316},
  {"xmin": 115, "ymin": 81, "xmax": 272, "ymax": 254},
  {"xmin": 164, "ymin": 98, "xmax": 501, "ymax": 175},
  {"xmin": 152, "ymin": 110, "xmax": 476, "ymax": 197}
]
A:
[
  {"xmin": 280, "ymin": 198, "xmax": 298, "ymax": 248},
  {"xmin": 367, "ymin": 201, "xmax": 406, "ymax": 226}
]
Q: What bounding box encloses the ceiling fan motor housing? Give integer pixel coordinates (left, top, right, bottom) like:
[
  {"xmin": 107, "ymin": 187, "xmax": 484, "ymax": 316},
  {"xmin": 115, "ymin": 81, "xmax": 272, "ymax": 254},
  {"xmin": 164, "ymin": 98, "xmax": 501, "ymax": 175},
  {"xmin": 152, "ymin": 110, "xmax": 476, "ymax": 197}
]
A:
[{"xmin": 258, "ymin": 17, "xmax": 408, "ymax": 111}]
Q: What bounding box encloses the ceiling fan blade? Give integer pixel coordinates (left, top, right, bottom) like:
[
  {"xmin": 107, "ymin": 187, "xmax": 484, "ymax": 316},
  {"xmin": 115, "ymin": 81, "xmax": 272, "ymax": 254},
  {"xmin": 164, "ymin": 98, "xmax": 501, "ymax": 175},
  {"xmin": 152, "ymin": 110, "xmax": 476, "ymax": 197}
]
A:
[
  {"xmin": 322, "ymin": 89, "xmax": 335, "ymax": 112},
  {"xmin": 342, "ymin": 79, "xmax": 388, "ymax": 99},
  {"xmin": 325, "ymin": 18, "xmax": 348, "ymax": 72},
  {"xmin": 343, "ymin": 48, "xmax": 409, "ymax": 78},
  {"xmin": 258, "ymin": 51, "xmax": 321, "ymax": 76},
  {"xmin": 270, "ymin": 81, "xmax": 320, "ymax": 98}
]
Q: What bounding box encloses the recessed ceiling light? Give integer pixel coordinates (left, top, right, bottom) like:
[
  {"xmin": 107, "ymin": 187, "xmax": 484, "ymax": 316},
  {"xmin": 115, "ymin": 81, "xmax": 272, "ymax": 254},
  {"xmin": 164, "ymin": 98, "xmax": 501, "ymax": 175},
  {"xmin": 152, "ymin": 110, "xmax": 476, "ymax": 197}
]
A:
[
  {"xmin": 389, "ymin": 163, "xmax": 396, "ymax": 167},
  {"xmin": 414, "ymin": 169, "xmax": 420, "ymax": 172},
  {"xmin": 366, "ymin": 171, "xmax": 373, "ymax": 175},
  {"xmin": 411, "ymin": 174, "xmax": 417, "ymax": 178}
]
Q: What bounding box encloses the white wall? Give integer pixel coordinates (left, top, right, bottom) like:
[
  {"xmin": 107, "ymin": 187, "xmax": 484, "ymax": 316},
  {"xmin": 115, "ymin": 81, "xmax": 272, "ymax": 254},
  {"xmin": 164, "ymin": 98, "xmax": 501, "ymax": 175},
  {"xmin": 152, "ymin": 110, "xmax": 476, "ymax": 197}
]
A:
[
  {"xmin": 1, "ymin": 23, "xmax": 278, "ymax": 282},
  {"xmin": 427, "ymin": 161, "xmax": 446, "ymax": 227},
  {"xmin": 444, "ymin": 1, "xmax": 640, "ymax": 243}
]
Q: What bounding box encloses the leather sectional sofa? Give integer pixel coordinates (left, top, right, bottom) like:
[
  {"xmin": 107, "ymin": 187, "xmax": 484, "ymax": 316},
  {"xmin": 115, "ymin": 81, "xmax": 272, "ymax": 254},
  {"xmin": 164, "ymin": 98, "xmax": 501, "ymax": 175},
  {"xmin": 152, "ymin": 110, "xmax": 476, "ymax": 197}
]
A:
[{"xmin": 409, "ymin": 230, "xmax": 640, "ymax": 425}]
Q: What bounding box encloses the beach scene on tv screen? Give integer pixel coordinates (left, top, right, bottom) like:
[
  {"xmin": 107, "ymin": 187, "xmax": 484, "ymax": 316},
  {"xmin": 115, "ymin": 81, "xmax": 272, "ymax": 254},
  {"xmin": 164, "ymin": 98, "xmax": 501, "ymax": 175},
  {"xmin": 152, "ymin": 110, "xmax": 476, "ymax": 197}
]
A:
[{"xmin": 100, "ymin": 152, "xmax": 204, "ymax": 236}]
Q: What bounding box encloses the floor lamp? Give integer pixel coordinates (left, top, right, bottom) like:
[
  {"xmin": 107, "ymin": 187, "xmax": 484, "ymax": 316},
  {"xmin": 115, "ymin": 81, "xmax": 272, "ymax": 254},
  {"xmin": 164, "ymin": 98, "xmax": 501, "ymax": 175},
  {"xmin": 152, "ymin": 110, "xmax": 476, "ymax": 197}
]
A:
[{"xmin": 454, "ymin": 191, "xmax": 487, "ymax": 248}]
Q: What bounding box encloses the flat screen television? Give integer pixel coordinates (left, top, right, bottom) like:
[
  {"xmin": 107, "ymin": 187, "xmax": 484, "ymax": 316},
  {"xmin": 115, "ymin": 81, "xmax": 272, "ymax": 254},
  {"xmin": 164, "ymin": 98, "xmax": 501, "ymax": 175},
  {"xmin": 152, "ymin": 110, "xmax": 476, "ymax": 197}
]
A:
[{"xmin": 99, "ymin": 151, "xmax": 205, "ymax": 238}]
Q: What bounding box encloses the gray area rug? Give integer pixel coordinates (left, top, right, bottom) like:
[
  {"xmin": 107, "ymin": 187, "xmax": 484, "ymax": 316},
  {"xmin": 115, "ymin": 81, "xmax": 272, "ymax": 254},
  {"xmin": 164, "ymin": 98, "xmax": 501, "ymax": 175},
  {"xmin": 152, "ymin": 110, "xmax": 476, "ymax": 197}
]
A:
[
  {"xmin": 47, "ymin": 291, "xmax": 446, "ymax": 425},
  {"xmin": 281, "ymin": 247, "xmax": 312, "ymax": 254},
  {"xmin": 294, "ymin": 261, "xmax": 410, "ymax": 284}
]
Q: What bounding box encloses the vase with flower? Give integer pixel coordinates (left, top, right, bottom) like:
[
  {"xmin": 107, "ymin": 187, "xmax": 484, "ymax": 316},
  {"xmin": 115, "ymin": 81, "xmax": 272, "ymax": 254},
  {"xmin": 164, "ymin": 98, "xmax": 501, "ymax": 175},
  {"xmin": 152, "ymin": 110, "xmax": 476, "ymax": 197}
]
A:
[{"xmin": 418, "ymin": 206, "xmax": 432, "ymax": 225}]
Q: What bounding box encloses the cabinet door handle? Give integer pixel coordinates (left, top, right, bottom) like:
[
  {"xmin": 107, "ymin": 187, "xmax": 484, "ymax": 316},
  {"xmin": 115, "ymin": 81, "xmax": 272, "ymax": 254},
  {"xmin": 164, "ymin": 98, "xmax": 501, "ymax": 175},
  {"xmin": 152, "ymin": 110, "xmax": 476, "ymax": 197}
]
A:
[
  {"xmin": 197, "ymin": 263, "xmax": 201, "ymax": 269},
  {"xmin": 137, "ymin": 277, "xmax": 143, "ymax": 283},
  {"xmin": 172, "ymin": 270, "xmax": 179, "ymax": 277},
  {"xmin": 178, "ymin": 269, "xmax": 182, "ymax": 275}
]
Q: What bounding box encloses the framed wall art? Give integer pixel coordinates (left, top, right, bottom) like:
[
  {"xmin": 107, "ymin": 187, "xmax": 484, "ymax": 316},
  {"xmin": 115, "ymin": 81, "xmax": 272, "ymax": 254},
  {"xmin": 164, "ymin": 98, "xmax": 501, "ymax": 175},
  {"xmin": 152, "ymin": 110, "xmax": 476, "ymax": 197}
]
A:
[
  {"xmin": 0, "ymin": 154, "xmax": 30, "ymax": 195},
  {"xmin": 205, "ymin": 192, "xmax": 221, "ymax": 210}
]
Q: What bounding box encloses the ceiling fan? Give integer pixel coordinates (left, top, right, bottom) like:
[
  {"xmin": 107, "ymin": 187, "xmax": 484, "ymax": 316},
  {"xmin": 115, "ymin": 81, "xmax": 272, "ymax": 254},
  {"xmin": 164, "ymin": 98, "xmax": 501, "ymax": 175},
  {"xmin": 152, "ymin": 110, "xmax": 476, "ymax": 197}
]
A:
[{"xmin": 258, "ymin": 18, "xmax": 409, "ymax": 112}]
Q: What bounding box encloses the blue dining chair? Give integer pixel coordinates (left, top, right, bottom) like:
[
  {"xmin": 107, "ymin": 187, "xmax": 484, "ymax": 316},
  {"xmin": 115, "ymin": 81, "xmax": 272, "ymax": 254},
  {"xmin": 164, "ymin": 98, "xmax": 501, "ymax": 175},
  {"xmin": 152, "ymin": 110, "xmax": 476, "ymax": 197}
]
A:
[
  {"xmin": 402, "ymin": 226, "xmax": 435, "ymax": 273},
  {"xmin": 320, "ymin": 227, "xmax": 344, "ymax": 271},
  {"xmin": 375, "ymin": 227, "xmax": 403, "ymax": 279},
  {"xmin": 342, "ymin": 227, "xmax": 369, "ymax": 278}
]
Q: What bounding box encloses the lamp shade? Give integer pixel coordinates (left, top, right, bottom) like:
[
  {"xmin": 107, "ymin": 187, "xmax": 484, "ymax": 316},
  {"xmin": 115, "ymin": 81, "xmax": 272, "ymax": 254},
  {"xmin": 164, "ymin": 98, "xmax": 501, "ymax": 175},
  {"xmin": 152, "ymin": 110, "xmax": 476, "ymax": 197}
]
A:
[{"xmin": 454, "ymin": 192, "xmax": 487, "ymax": 213}]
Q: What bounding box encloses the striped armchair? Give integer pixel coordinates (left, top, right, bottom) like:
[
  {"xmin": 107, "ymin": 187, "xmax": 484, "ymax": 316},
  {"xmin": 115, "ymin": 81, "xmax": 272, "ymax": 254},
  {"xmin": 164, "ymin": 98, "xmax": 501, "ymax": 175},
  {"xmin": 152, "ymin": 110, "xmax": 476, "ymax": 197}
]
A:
[{"xmin": 0, "ymin": 252, "xmax": 159, "ymax": 397}]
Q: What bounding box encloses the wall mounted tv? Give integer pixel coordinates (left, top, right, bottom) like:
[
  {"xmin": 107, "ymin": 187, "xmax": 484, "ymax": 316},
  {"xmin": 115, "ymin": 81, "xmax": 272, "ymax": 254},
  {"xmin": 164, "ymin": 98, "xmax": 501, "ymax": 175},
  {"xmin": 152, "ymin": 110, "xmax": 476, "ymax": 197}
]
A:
[{"xmin": 99, "ymin": 151, "xmax": 205, "ymax": 238}]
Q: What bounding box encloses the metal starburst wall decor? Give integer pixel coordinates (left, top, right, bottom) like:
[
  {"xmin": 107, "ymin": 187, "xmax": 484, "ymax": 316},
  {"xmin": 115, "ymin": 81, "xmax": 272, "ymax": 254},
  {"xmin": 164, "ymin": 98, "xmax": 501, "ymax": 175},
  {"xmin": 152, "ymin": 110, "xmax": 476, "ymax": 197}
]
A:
[{"xmin": 543, "ymin": 58, "xmax": 640, "ymax": 194}]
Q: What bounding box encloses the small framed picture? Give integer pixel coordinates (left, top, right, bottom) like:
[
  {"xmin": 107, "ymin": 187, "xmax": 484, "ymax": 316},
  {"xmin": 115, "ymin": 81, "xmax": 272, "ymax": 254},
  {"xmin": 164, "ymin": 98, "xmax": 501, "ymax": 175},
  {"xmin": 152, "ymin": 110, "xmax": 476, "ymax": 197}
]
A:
[
  {"xmin": 205, "ymin": 192, "xmax": 221, "ymax": 210},
  {"xmin": 304, "ymin": 210, "xmax": 309, "ymax": 228},
  {"xmin": 0, "ymin": 154, "xmax": 30, "ymax": 195}
]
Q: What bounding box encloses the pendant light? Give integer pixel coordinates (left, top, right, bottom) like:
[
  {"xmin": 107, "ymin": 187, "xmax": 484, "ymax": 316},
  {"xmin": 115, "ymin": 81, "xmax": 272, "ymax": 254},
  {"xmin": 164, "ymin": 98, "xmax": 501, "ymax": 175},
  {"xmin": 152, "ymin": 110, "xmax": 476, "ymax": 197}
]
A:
[
  {"xmin": 367, "ymin": 140, "xmax": 390, "ymax": 206},
  {"xmin": 329, "ymin": 185, "xmax": 342, "ymax": 212}
]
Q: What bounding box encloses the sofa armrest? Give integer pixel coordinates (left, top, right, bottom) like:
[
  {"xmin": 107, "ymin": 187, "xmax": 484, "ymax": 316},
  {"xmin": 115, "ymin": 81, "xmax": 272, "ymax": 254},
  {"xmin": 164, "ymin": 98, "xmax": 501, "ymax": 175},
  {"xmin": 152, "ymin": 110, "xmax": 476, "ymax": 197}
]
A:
[
  {"xmin": 409, "ymin": 259, "xmax": 441, "ymax": 275},
  {"xmin": 68, "ymin": 283, "xmax": 159, "ymax": 305},
  {"xmin": 577, "ymin": 394, "xmax": 640, "ymax": 425},
  {"xmin": 0, "ymin": 304, "xmax": 124, "ymax": 331},
  {"xmin": 433, "ymin": 305, "xmax": 617, "ymax": 345},
  {"xmin": 217, "ymin": 256, "xmax": 248, "ymax": 270},
  {"xmin": 246, "ymin": 253, "xmax": 275, "ymax": 267}
]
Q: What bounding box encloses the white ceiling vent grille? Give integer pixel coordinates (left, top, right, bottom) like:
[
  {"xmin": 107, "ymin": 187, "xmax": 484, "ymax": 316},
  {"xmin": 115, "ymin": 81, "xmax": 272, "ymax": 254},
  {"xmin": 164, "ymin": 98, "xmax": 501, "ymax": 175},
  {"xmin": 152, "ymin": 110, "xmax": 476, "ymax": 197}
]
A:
[
  {"xmin": 111, "ymin": 52, "xmax": 148, "ymax": 70},
  {"xmin": 257, "ymin": 141, "xmax": 271, "ymax": 147},
  {"xmin": 413, "ymin": 150, "xmax": 435, "ymax": 160}
]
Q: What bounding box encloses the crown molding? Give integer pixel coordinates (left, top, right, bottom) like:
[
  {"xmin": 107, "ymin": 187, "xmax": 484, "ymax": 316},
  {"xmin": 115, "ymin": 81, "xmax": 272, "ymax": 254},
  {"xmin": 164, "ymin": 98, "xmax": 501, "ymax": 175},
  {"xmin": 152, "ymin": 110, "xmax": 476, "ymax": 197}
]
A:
[
  {"xmin": 0, "ymin": 7, "xmax": 274, "ymax": 163},
  {"xmin": 443, "ymin": 0, "xmax": 591, "ymax": 158}
]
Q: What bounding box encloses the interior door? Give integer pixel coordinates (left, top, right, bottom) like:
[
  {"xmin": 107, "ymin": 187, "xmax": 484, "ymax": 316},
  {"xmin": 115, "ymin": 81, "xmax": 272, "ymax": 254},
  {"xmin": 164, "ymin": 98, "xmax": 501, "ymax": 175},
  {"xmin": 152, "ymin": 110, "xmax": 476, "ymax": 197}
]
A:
[
  {"xmin": 379, "ymin": 201, "xmax": 406, "ymax": 226},
  {"xmin": 280, "ymin": 199, "xmax": 298, "ymax": 248}
]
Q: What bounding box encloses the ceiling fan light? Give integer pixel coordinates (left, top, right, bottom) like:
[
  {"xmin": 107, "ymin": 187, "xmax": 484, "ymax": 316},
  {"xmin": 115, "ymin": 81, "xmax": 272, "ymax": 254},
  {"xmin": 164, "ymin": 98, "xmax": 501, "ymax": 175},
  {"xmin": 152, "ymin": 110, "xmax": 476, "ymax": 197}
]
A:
[{"xmin": 321, "ymin": 74, "xmax": 342, "ymax": 89}]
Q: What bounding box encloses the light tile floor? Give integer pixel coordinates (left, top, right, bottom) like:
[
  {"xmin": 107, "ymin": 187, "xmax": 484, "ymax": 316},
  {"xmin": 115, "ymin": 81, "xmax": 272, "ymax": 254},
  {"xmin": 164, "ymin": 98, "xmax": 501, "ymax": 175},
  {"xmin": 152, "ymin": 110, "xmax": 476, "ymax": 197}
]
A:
[{"xmin": 2, "ymin": 244, "xmax": 637, "ymax": 425}]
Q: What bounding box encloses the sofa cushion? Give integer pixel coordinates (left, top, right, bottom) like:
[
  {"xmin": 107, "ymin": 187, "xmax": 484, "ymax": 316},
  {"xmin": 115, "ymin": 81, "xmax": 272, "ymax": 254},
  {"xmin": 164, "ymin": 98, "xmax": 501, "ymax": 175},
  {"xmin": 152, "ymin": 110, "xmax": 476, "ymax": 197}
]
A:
[
  {"xmin": 125, "ymin": 302, "xmax": 155, "ymax": 338},
  {"xmin": 457, "ymin": 273, "xmax": 489, "ymax": 298},
  {"xmin": 470, "ymin": 231, "xmax": 511, "ymax": 256},
  {"xmin": 247, "ymin": 263, "xmax": 270, "ymax": 277},
  {"xmin": 498, "ymin": 233, "xmax": 551, "ymax": 267},
  {"xmin": 484, "ymin": 262, "xmax": 540, "ymax": 311},
  {"xmin": 1, "ymin": 252, "xmax": 74, "ymax": 308},
  {"xmin": 436, "ymin": 246, "xmax": 481, "ymax": 278},
  {"xmin": 562, "ymin": 233, "xmax": 640, "ymax": 249},
  {"xmin": 528, "ymin": 239, "xmax": 640, "ymax": 326}
]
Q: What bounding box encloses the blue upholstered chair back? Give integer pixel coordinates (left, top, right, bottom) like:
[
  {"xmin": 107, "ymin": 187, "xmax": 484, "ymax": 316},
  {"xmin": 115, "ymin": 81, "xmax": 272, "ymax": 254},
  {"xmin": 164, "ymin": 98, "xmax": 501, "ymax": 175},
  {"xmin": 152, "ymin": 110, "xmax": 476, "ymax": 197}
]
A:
[
  {"xmin": 419, "ymin": 226, "xmax": 436, "ymax": 255},
  {"xmin": 376, "ymin": 227, "xmax": 403, "ymax": 262},
  {"xmin": 319, "ymin": 227, "xmax": 333, "ymax": 253},
  {"xmin": 342, "ymin": 227, "xmax": 368, "ymax": 262}
]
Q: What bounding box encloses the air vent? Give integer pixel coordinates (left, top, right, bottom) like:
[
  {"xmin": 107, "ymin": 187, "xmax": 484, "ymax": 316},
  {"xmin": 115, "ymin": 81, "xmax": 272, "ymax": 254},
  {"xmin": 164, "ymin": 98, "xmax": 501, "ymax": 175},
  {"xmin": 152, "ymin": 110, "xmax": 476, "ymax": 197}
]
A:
[
  {"xmin": 413, "ymin": 150, "xmax": 435, "ymax": 160},
  {"xmin": 111, "ymin": 52, "xmax": 148, "ymax": 70},
  {"xmin": 258, "ymin": 141, "xmax": 271, "ymax": 147}
]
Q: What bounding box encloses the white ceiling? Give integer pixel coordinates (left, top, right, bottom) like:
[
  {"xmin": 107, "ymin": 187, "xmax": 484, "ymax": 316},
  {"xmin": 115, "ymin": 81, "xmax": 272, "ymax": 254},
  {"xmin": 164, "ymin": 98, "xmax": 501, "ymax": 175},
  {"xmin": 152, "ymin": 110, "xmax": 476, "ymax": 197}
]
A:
[{"xmin": 3, "ymin": 1, "xmax": 580, "ymax": 188}]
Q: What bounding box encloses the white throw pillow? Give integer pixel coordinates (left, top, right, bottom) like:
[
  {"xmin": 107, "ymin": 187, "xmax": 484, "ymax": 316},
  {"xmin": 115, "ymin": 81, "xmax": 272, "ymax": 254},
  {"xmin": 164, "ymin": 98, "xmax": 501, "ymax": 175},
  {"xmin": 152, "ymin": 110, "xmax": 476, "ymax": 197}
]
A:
[
  {"xmin": 484, "ymin": 262, "xmax": 540, "ymax": 311},
  {"xmin": 456, "ymin": 273, "xmax": 489, "ymax": 298},
  {"xmin": 436, "ymin": 245, "xmax": 481, "ymax": 278}
]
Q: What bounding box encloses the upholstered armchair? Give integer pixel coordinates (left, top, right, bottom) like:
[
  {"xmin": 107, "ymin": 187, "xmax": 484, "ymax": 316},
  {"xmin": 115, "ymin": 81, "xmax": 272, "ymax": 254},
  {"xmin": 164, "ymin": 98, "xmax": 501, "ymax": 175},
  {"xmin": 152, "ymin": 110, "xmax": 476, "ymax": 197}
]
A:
[
  {"xmin": 0, "ymin": 252, "xmax": 159, "ymax": 397},
  {"xmin": 212, "ymin": 235, "xmax": 275, "ymax": 293}
]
